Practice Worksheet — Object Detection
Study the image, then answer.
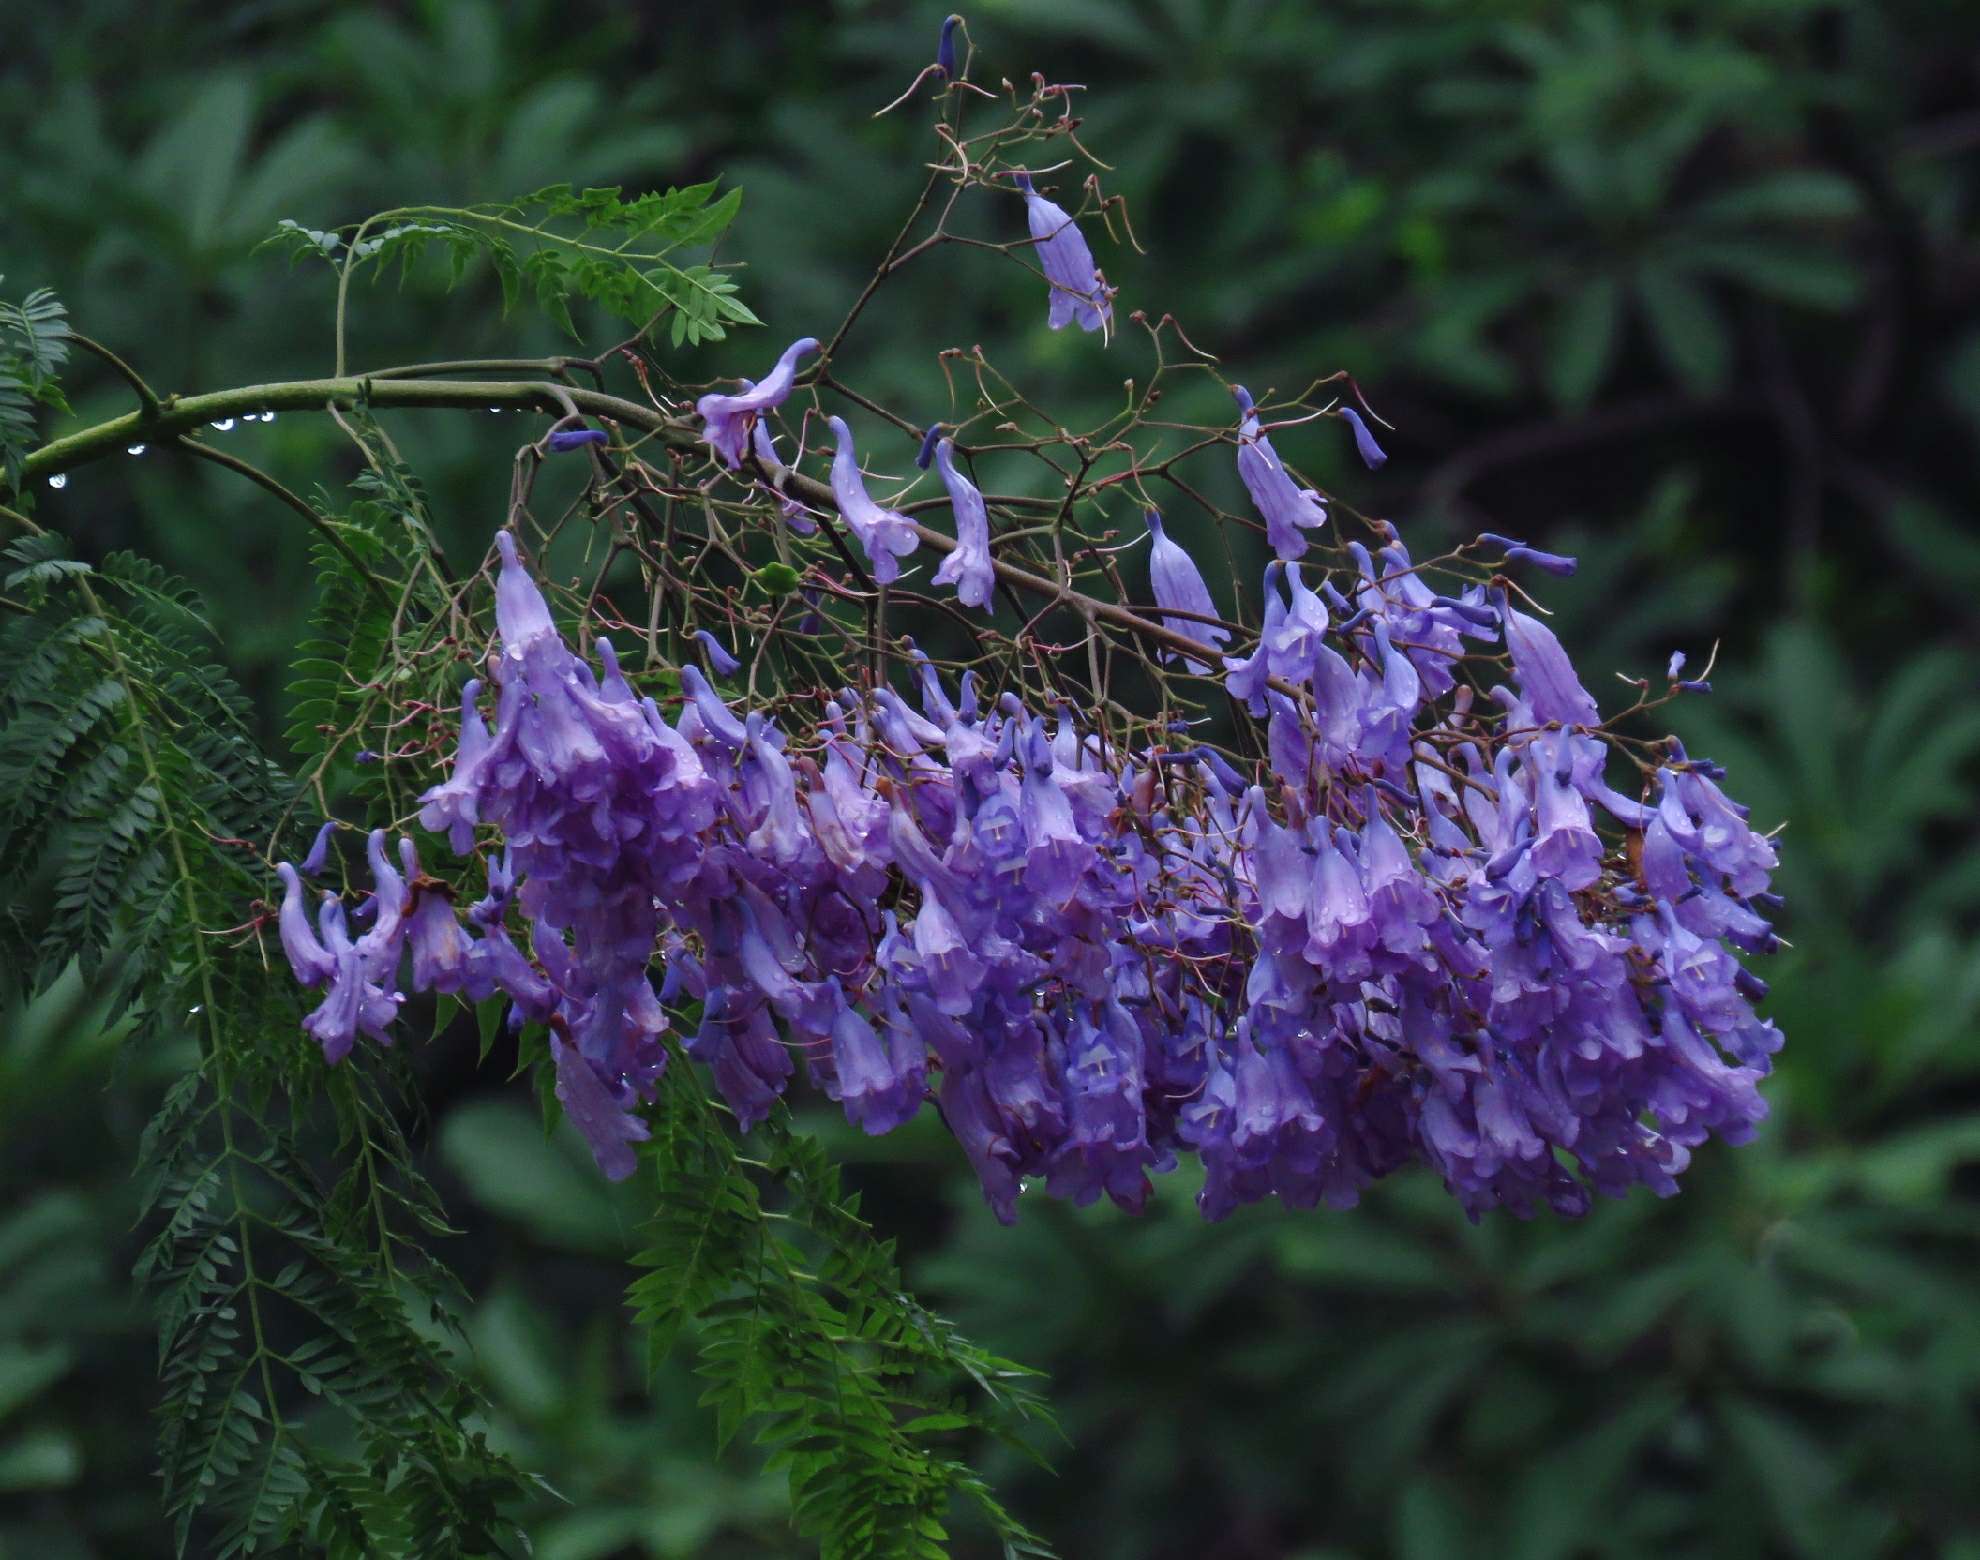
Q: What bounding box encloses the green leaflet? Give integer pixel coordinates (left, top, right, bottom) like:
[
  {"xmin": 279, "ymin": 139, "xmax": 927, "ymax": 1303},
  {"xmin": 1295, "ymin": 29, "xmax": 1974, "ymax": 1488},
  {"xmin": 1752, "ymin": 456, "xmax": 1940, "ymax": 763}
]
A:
[
  {"xmin": 629, "ymin": 1047, "xmax": 1060, "ymax": 1560},
  {"xmin": 266, "ymin": 180, "xmax": 761, "ymax": 347}
]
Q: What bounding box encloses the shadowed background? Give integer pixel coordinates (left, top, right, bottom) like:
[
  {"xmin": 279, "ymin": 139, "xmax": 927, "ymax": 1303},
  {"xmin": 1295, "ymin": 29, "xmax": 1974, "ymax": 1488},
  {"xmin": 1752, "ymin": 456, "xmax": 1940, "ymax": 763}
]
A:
[{"xmin": 4, "ymin": 1, "xmax": 1978, "ymax": 1556}]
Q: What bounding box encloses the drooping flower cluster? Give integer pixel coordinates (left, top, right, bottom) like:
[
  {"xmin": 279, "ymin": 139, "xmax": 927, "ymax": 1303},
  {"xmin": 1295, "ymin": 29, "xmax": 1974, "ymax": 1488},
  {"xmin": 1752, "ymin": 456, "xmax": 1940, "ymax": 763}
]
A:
[{"xmin": 280, "ymin": 517, "xmax": 1783, "ymax": 1220}]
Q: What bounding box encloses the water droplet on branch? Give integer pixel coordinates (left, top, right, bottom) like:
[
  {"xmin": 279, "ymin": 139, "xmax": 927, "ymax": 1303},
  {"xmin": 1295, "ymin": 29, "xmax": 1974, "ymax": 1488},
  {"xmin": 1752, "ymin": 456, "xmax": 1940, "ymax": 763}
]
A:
[
  {"xmin": 127, "ymin": 443, "xmax": 147, "ymax": 456},
  {"xmin": 48, "ymin": 473, "xmax": 68, "ymax": 490},
  {"xmin": 211, "ymin": 417, "xmax": 236, "ymax": 431}
]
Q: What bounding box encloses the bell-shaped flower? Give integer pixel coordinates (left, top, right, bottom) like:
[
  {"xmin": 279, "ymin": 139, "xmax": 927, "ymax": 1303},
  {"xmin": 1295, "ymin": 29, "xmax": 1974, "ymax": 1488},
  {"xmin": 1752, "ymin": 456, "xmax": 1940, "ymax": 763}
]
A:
[
  {"xmin": 679, "ymin": 664, "xmax": 748, "ymax": 750},
  {"xmin": 401, "ymin": 840, "xmax": 473, "ymax": 994},
  {"xmin": 1145, "ymin": 510, "xmax": 1231, "ymax": 674},
  {"xmin": 1265, "ymin": 562, "xmax": 1330, "ymax": 684},
  {"xmin": 1528, "ymin": 733, "xmax": 1603, "ymax": 890},
  {"xmin": 930, "ymin": 438, "xmax": 995, "ymax": 609},
  {"xmin": 1015, "ymin": 171, "xmax": 1113, "ymax": 333},
  {"xmin": 418, "ymin": 679, "xmax": 492, "ymax": 854},
  {"xmin": 1018, "ymin": 720, "xmax": 1089, "ymax": 904},
  {"xmin": 1504, "ymin": 604, "xmax": 1601, "ymax": 728},
  {"xmin": 275, "ymin": 862, "xmax": 336, "ymax": 986},
  {"xmin": 1223, "ymin": 562, "xmax": 1284, "ymax": 715},
  {"xmin": 1233, "ymin": 386, "xmax": 1327, "ymax": 560},
  {"xmin": 826, "ymin": 415, "xmax": 920, "ymax": 583},
  {"xmin": 304, "ymin": 898, "xmax": 400, "ymax": 1065},
  {"xmin": 1658, "ymin": 767, "xmax": 1778, "ymax": 896},
  {"xmin": 696, "ymin": 337, "xmax": 818, "ymax": 469},
  {"xmin": 464, "ymin": 923, "xmax": 554, "ymax": 1019},
  {"xmin": 913, "ymin": 883, "xmax": 985, "ymax": 1016},
  {"xmin": 492, "ymin": 530, "xmax": 558, "ymax": 647},
  {"xmin": 1303, "ymin": 825, "xmax": 1376, "ymax": 979},
  {"xmin": 825, "ymin": 986, "xmax": 925, "ymax": 1135},
  {"xmin": 549, "ymin": 1034, "xmax": 651, "ymax": 1181}
]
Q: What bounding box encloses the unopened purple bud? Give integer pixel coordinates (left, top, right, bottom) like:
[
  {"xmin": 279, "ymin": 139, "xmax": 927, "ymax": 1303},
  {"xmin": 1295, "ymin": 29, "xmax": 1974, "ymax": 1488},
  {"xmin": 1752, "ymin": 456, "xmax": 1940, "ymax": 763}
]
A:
[
  {"xmin": 916, "ymin": 423, "xmax": 943, "ymax": 470},
  {"xmin": 355, "ymin": 749, "xmax": 379, "ymax": 765},
  {"xmin": 1230, "ymin": 384, "xmax": 1255, "ymax": 418},
  {"xmin": 300, "ymin": 820, "xmax": 338, "ymax": 877},
  {"xmin": 694, "ymin": 629, "xmax": 742, "ymax": 677},
  {"xmin": 1678, "ymin": 679, "xmax": 1713, "ymax": 695},
  {"xmin": 547, "ymin": 427, "xmax": 607, "ymax": 452},
  {"xmin": 1506, "ymin": 545, "xmax": 1578, "ymax": 577},
  {"xmin": 1372, "ymin": 776, "xmax": 1419, "ymax": 809},
  {"xmin": 1197, "ymin": 747, "xmax": 1248, "ymax": 796},
  {"xmin": 1341, "ymin": 407, "xmax": 1388, "ymax": 470},
  {"xmin": 936, "ymin": 13, "xmax": 960, "ymax": 77},
  {"xmin": 1430, "ymin": 594, "xmax": 1500, "ymax": 628},
  {"xmin": 1734, "ymin": 967, "xmax": 1770, "ymax": 1003}
]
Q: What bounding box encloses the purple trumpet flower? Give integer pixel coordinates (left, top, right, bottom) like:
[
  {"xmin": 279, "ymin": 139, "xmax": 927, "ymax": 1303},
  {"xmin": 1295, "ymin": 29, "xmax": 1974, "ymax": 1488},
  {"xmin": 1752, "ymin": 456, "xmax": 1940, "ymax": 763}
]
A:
[
  {"xmin": 275, "ymin": 862, "xmax": 336, "ymax": 986},
  {"xmin": 1504, "ymin": 604, "xmax": 1602, "ymax": 727},
  {"xmin": 549, "ymin": 1034, "xmax": 651, "ymax": 1182},
  {"xmin": 417, "ymin": 679, "xmax": 491, "ymax": 855},
  {"xmin": 936, "ymin": 13, "xmax": 960, "ymax": 78},
  {"xmin": 1145, "ymin": 510, "xmax": 1232, "ymax": 675},
  {"xmin": 1014, "ymin": 171, "xmax": 1113, "ymax": 334},
  {"xmin": 1232, "ymin": 386, "xmax": 1327, "ymax": 561},
  {"xmin": 1340, "ymin": 406, "xmax": 1388, "ymax": 470},
  {"xmin": 696, "ymin": 337, "xmax": 818, "ymax": 468},
  {"xmin": 1223, "ymin": 562, "xmax": 1284, "ymax": 715},
  {"xmin": 402, "ymin": 845, "xmax": 473, "ymax": 994},
  {"xmin": 826, "ymin": 415, "xmax": 921, "ymax": 584},
  {"xmin": 931, "ymin": 438, "xmax": 995, "ymax": 611},
  {"xmin": 547, "ymin": 427, "xmax": 608, "ymax": 453}
]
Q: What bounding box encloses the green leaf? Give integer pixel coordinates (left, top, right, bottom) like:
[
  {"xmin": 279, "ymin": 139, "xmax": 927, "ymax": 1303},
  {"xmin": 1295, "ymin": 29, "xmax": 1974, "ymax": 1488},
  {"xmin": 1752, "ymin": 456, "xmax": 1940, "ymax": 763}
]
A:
[
  {"xmin": 1546, "ymin": 274, "xmax": 1621, "ymax": 409},
  {"xmin": 1689, "ymin": 170, "xmax": 1862, "ymax": 226},
  {"xmin": 1635, "ymin": 265, "xmax": 1731, "ymax": 393}
]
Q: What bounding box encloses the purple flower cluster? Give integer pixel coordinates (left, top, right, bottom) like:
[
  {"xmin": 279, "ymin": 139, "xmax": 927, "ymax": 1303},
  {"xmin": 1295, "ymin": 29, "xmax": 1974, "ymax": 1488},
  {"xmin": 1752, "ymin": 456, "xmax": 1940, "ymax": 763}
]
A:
[{"xmin": 278, "ymin": 523, "xmax": 1784, "ymax": 1220}]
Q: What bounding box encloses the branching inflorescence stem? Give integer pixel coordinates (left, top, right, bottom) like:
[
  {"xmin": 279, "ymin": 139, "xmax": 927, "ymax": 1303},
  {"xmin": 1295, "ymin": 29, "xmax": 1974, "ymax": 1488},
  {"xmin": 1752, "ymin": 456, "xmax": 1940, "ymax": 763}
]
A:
[{"xmin": 16, "ymin": 373, "xmax": 1240, "ymax": 672}]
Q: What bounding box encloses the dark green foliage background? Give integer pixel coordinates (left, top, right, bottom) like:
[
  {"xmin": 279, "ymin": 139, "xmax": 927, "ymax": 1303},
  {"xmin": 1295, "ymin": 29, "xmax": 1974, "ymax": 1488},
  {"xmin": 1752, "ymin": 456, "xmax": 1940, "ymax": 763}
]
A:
[{"xmin": 4, "ymin": 1, "xmax": 1978, "ymax": 1555}]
